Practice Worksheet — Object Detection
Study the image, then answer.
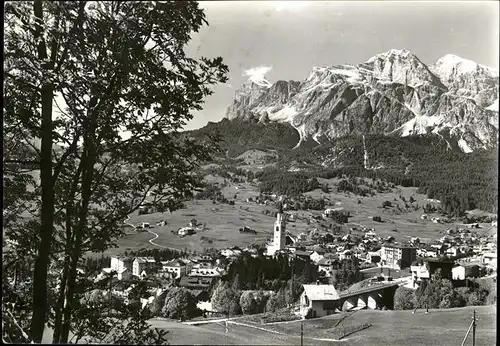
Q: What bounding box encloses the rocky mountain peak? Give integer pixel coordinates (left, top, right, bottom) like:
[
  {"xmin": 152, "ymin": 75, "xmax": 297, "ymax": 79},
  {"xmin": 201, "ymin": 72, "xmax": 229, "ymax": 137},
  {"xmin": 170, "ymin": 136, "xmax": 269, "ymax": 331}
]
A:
[{"xmin": 226, "ymin": 50, "xmax": 499, "ymax": 152}]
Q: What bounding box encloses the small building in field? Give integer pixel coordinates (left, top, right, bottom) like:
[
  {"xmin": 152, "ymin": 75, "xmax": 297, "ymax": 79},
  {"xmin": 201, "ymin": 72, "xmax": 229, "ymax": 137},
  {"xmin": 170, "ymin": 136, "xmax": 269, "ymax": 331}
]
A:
[
  {"xmin": 300, "ymin": 283, "xmax": 340, "ymax": 318},
  {"xmin": 178, "ymin": 227, "xmax": 195, "ymax": 236}
]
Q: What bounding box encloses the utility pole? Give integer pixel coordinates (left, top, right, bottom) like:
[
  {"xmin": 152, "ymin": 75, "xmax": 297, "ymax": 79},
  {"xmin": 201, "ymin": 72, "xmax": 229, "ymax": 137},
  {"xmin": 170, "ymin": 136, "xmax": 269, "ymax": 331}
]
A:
[
  {"xmin": 460, "ymin": 310, "xmax": 477, "ymax": 346},
  {"xmin": 472, "ymin": 309, "xmax": 476, "ymax": 346},
  {"xmin": 300, "ymin": 320, "xmax": 304, "ymax": 346},
  {"xmin": 291, "ymin": 262, "xmax": 294, "ymax": 308}
]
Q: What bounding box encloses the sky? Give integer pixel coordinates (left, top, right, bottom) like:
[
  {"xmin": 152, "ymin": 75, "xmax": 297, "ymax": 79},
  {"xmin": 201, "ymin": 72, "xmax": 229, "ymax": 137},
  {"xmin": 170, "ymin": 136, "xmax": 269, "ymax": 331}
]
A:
[{"xmin": 182, "ymin": 0, "xmax": 499, "ymax": 130}]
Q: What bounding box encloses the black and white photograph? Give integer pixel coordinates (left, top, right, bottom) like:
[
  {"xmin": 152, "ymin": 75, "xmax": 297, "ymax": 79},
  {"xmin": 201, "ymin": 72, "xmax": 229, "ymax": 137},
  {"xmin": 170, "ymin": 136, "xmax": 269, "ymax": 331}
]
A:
[{"xmin": 3, "ymin": 1, "xmax": 498, "ymax": 344}]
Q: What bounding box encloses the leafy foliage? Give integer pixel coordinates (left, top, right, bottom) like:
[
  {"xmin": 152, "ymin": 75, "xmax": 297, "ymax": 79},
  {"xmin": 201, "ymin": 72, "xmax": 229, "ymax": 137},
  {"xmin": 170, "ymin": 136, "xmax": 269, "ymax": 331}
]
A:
[
  {"xmin": 161, "ymin": 288, "xmax": 199, "ymax": 320},
  {"xmin": 3, "ymin": 0, "xmax": 228, "ymax": 343},
  {"xmin": 210, "ymin": 281, "xmax": 241, "ymax": 316},
  {"xmin": 393, "ymin": 287, "xmax": 416, "ymax": 310},
  {"xmin": 334, "ymin": 258, "xmax": 363, "ymax": 291}
]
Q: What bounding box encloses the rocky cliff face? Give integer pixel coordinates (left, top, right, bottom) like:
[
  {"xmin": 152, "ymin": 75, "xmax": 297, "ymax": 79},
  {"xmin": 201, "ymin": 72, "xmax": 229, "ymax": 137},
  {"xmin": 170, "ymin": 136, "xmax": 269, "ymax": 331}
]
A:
[{"xmin": 226, "ymin": 49, "xmax": 499, "ymax": 152}]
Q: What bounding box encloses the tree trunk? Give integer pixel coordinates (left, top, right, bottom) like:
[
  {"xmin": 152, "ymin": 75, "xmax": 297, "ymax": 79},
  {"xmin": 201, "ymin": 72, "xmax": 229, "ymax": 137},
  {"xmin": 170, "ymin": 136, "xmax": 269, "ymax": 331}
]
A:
[
  {"xmin": 30, "ymin": 0, "xmax": 54, "ymax": 342},
  {"xmin": 52, "ymin": 254, "xmax": 70, "ymax": 344},
  {"xmin": 53, "ymin": 160, "xmax": 84, "ymax": 343},
  {"xmin": 59, "ymin": 112, "xmax": 98, "ymax": 343}
]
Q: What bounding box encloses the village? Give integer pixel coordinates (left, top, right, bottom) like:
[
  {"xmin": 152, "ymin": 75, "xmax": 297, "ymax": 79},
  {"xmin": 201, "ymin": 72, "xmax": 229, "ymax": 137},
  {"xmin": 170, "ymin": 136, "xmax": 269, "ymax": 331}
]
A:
[{"xmin": 88, "ymin": 193, "xmax": 497, "ymax": 321}]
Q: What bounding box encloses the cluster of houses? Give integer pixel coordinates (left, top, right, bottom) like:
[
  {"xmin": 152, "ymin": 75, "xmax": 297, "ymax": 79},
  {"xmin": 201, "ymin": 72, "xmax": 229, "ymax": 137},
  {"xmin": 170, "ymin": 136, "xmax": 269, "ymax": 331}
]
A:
[
  {"xmin": 263, "ymin": 210, "xmax": 497, "ymax": 284},
  {"xmin": 94, "ymin": 247, "xmax": 260, "ymax": 310},
  {"xmin": 92, "ymin": 205, "xmax": 496, "ymax": 315}
]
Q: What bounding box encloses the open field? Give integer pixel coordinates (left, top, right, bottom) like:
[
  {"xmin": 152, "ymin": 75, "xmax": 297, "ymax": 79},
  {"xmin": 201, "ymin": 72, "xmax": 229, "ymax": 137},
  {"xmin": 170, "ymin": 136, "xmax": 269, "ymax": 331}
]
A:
[
  {"xmin": 118, "ymin": 198, "xmax": 313, "ymax": 254},
  {"xmin": 306, "ymin": 179, "xmax": 495, "ymax": 243},
  {"xmin": 147, "ymin": 319, "xmax": 301, "ymax": 345},
  {"xmin": 97, "ymin": 176, "xmax": 496, "ymax": 257},
  {"xmin": 253, "ymin": 305, "xmax": 496, "ymax": 345}
]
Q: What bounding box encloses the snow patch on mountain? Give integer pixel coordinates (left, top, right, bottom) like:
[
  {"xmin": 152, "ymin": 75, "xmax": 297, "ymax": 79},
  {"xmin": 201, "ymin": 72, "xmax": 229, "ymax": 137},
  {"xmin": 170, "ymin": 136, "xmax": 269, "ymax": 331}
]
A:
[
  {"xmin": 458, "ymin": 138, "xmax": 473, "ymax": 153},
  {"xmin": 486, "ymin": 98, "xmax": 499, "ymax": 112},
  {"xmin": 432, "ymin": 54, "xmax": 499, "ymax": 82},
  {"xmin": 394, "ymin": 114, "xmax": 445, "ymax": 137},
  {"xmin": 267, "ymin": 105, "xmax": 297, "ymax": 122},
  {"xmin": 366, "ymin": 48, "xmax": 413, "ymax": 63}
]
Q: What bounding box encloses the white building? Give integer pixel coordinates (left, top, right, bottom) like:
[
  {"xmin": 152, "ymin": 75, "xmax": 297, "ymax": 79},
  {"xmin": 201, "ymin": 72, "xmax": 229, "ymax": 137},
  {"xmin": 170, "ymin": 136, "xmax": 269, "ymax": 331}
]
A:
[
  {"xmin": 132, "ymin": 257, "xmax": 156, "ymax": 277},
  {"xmin": 300, "ymin": 284, "xmax": 340, "ymax": 318},
  {"xmin": 452, "ymin": 264, "xmax": 480, "ymax": 280},
  {"xmin": 482, "ymin": 253, "xmax": 497, "ymax": 268},
  {"xmin": 111, "ymin": 257, "xmax": 134, "ymax": 274},
  {"xmin": 161, "ymin": 259, "xmax": 188, "ymax": 279}
]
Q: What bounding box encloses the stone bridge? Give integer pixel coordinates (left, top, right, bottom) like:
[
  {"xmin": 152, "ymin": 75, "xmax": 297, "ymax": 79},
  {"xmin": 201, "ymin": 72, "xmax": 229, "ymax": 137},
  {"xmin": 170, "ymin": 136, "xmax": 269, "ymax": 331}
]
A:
[{"xmin": 325, "ymin": 282, "xmax": 400, "ymax": 312}]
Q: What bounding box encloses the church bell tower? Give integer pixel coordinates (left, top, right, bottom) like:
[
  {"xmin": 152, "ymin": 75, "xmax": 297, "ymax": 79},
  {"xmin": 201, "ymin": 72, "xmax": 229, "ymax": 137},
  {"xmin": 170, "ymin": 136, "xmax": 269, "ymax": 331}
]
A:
[{"xmin": 273, "ymin": 208, "xmax": 286, "ymax": 252}]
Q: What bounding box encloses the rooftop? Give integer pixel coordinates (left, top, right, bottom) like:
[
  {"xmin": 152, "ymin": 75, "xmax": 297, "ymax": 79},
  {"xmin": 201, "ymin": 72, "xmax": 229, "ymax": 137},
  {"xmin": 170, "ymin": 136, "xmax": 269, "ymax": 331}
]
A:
[
  {"xmin": 162, "ymin": 259, "xmax": 186, "ymax": 267},
  {"xmin": 303, "ymin": 284, "xmax": 340, "ymax": 301}
]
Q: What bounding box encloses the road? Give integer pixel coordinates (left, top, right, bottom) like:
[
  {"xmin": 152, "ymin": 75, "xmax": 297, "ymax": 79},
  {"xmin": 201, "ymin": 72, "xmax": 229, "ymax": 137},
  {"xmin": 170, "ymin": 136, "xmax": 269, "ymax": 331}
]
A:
[{"xmin": 124, "ymin": 216, "xmax": 182, "ymax": 252}]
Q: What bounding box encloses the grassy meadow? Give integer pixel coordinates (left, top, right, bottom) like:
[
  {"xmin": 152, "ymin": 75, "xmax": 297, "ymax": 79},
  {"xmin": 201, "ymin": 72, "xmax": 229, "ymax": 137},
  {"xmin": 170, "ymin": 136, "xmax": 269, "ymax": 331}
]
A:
[{"xmin": 86, "ymin": 172, "xmax": 496, "ymax": 257}]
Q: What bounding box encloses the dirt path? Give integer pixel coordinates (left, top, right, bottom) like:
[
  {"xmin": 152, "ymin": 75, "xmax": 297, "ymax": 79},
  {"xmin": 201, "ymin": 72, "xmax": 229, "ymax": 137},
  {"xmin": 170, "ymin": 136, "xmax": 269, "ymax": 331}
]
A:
[{"xmin": 124, "ymin": 216, "xmax": 182, "ymax": 252}]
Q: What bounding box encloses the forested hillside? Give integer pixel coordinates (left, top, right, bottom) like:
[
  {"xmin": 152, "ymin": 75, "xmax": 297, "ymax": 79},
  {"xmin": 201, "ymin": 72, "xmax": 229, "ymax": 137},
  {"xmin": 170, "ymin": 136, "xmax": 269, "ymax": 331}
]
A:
[{"xmin": 188, "ymin": 119, "xmax": 498, "ymax": 215}]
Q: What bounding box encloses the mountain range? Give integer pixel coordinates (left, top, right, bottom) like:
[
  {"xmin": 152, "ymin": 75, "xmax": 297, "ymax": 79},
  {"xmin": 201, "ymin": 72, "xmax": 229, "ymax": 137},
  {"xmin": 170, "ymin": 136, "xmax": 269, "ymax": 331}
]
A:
[{"xmin": 226, "ymin": 49, "xmax": 499, "ymax": 152}]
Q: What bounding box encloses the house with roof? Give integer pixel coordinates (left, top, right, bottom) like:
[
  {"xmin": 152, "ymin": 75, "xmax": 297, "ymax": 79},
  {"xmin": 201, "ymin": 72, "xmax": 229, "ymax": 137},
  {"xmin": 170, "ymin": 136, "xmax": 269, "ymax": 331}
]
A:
[
  {"xmin": 111, "ymin": 256, "xmax": 134, "ymax": 274},
  {"xmin": 132, "ymin": 257, "xmax": 157, "ymax": 277},
  {"xmin": 188, "ymin": 265, "xmax": 225, "ymax": 277},
  {"xmin": 445, "ymin": 246, "xmax": 460, "ymax": 258},
  {"xmin": 177, "ymin": 227, "xmax": 195, "ymax": 236},
  {"xmin": 317, "ymin": 258, "xmax": 337, "ymax": 277},
  {"xmin": 294, "ymin": 250, "xmax": 313, "ymax": 261},
  {"xmin": 452, "ymin": 263, "xmax": 480, "ymax": 280},
  {"xmin": 310, "ymin": 250, "xmax": 325, "ymax": 264},
  {"xmin": 299, "ymin": 283, "xmax": 340, "ymax": 318},
  {"xmin": 366, "ymin": 251, "xmax": 381, "ymax": 265},
  {"xmin": 411, "ymin": 258, "xmax": 455, "ymax": 286},
  {"xmin": 482, "ymin": 253, "xmax": 497, "ymax": 268},
  {"xmin": 179, "ymin": 276, "xmax": 217, "ymax": 291},
  {"xmin": 161, "ymin": 259, "xmax": 188, "ymax": 279},
  {"xmin": 381, "ymin": 244, "xmax": 416, "ymax": 270},
  {"xmin": 339, "ymin": 249, "xmax": 353, "ymax": 261},
  {"xmin": 115, "ymin": 268, "xmax": 132, "ymax": 281}
]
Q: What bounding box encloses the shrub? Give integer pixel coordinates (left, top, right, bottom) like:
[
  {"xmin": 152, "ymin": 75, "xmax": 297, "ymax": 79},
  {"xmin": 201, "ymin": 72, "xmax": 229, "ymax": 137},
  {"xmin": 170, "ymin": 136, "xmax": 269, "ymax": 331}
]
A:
[
  {"xmin": 211, "ymin": 281, "xmax": 242, "ymax": 316},
  {"xmin": 394, "ymin": 287, "xmax": 415, "ymax": 310},
  {"xmin": 161, "ymin": 287, "xmax": 199, "ymax": 320},
  {"xmin": 240, "ymin": 291, "xmax": 258, "ymax": 315}
]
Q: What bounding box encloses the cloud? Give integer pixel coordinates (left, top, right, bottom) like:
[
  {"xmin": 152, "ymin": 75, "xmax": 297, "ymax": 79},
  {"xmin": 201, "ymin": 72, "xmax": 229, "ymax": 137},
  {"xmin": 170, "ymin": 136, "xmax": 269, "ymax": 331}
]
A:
[
  {"xmin": 243, "ymin": 66, "xmax": 273, "ymax": 87},
  {"xmin": 243, "ymin": 65, "xmax": 273, "ymax": 80}
]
